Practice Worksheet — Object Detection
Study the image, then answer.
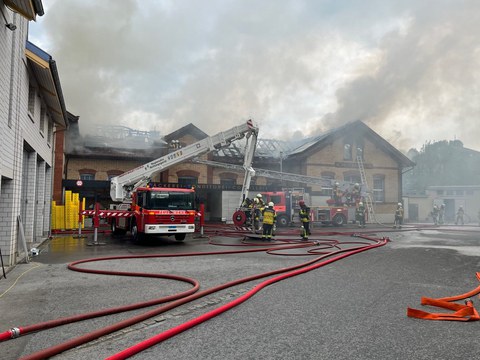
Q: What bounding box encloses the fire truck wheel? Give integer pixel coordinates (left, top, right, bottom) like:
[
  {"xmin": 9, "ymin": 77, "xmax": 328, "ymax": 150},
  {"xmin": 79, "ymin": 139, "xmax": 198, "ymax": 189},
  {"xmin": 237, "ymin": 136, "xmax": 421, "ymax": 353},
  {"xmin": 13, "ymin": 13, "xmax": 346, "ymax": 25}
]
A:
[
  {"xmin": 276, "ymin": 215, "xmax": 289, "ymax": 227},
  {"xmin": 111, "ymin": 221, "xmax": 126, "ymax": 236},
  {"xmin": 332, "ymin": 214, "xmax": 347, "ymax": 226},
  {"xmin": 131, "ymin": 221, "xmax": 144, "ymax": 242},
  {"xmin": 232, "ymin": 210, "xmax": 247, "ymax": 226},
  {"xmin": 175, "ymin": 233, "xmax": 186, "ymax": 241}
]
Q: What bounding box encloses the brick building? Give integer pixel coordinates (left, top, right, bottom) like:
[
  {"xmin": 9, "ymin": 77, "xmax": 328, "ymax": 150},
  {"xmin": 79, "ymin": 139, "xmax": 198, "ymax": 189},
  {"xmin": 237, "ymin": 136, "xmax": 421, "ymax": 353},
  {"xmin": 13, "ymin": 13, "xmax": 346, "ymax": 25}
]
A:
[
  {"xmin": 0, "ymin": 0, "xmax": 68, "ymax": 266},
  {"xmin": 58, "ymin": 120, "xmax": 414, "ymax": 224}
]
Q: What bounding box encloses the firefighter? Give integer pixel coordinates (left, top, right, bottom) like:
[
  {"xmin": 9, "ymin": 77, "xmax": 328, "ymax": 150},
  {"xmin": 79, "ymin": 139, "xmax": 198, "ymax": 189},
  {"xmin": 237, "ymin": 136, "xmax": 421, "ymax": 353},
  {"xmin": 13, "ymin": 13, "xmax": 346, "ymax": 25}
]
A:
[
  {"xmin": 431, "ymin": 205, "xmax": 439, "ymax": 225},
  {"xmin": 241, "ymin": 197, "xmax": 253, "ymax": 225},
  {"xmin": 253, "ymin": 194, "xmax": 265, "ymax": 231},
  {"xmin": 356, "ymin": 201, "xmax": 366, "ymax": 228},
  {"xmin": 261, "ymin": 202, "xmax": 276, "ymax": 241},
  {"xmin": 256, "ymin": 193, "xmax": 265, "ymax": 208},
  {"xmin": 349, "ymin": 183, "xmax": 362, "ymax": 205},
  {"xmin": 332, "ymin": 182, "xmax": 343, "ymax": 206},
  {"xmin": 438, "ymin": 204, "xmax": 445, "ymax": 225},
  {"xmin": 393, "ymin": 202, "xmax": 404, "ymax": 229},
  {"xmin": 455, "ymin": 206, "xmax": 464, "ymax": 225},
  {"xmin": 299, "ymin": 200, "xmax": 311, "ymax": 240}
]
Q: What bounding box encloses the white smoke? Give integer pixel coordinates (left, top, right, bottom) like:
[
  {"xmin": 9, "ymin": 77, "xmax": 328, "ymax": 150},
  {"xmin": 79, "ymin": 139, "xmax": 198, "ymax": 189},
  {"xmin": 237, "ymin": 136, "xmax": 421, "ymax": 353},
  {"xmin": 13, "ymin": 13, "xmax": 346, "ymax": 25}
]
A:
[{"xmin": 29, "ymin": 0, "xmax": 480, "ymax": 152}]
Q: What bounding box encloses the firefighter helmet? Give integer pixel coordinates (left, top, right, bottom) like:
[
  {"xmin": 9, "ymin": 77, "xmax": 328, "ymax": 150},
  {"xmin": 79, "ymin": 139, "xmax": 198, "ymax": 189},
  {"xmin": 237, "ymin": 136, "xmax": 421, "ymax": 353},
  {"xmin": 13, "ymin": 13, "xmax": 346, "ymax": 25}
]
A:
[
  {"xmin": 268, "ymin": 202, "xmax": 274, "ymax": 207},
  {"xmin": 299, "ymin": 200, "xmax": 305, "ymax": 207},
  {"xmin": 398, "ymin": 202, "xmax": 402, "ymax": 207},
  {"xmin": 256, "ymin": 193, "xmax": 262, "ymax": 198},
  {"xmin": 359, "ymin": 202, "xmax": 363, "ymax": 206}
]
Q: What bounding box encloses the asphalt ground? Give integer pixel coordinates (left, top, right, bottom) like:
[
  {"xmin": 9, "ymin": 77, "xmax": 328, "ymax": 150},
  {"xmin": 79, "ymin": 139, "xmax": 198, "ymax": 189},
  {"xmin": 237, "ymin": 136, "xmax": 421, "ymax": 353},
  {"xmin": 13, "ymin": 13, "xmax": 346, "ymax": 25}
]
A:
[{"xmin": 1, "ymin": 223, "xmax": 480, "ymax": 360}]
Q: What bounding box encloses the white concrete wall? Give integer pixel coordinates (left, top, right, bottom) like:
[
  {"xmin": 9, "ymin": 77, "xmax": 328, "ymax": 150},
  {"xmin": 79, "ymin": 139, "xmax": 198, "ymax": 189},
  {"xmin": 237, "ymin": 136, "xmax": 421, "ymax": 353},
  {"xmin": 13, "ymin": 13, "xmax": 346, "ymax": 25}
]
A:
[{"xmin": 0, "ymin": 7, "xmax": 56, "ymax": 266}]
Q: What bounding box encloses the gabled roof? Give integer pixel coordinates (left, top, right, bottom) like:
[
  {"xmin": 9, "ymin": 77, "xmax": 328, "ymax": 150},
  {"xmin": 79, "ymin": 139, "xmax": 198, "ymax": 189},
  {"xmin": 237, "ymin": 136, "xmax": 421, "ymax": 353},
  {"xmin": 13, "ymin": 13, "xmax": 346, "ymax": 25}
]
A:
[
  {"xmin": 25, "ymin": 41, "xmax": 67, "ymax": 128},
  {"xmin": 288, "ymin": 120, "xmax": 415, "ymax": 168}
]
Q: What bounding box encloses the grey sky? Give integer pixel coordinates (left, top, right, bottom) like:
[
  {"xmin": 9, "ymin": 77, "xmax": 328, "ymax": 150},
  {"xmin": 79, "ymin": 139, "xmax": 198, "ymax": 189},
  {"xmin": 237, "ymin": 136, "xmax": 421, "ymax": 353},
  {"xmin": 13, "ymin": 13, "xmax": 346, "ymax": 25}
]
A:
[{"xmin": 29, "ymin": 0, "xmax": 480, "ymax": 152}]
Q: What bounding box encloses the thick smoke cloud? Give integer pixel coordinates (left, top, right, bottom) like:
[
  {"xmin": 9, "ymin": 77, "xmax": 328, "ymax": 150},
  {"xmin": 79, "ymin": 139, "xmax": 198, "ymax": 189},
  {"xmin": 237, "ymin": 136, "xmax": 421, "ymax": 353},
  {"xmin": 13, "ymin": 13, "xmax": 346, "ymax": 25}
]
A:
[{"xmin": 30, "ymin": 0, "xmax": 480, "ymax": 152}]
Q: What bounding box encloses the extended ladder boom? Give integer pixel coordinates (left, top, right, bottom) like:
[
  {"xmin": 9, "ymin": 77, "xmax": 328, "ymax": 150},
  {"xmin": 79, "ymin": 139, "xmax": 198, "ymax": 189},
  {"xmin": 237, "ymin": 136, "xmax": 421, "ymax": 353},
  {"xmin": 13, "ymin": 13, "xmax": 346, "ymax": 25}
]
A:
[
  {"xmin": 192, "ymin": 159, "xmax": 342, "ymax": 188},
  {"xmin": 110, "ymin": 120, "xmax": 258, "ymax": 202}
]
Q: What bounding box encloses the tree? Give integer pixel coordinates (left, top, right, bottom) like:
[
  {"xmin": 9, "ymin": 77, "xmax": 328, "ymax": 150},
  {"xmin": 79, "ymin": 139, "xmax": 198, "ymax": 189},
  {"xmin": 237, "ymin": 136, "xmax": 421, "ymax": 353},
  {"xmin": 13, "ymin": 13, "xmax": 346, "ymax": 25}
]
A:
[{"xmin": 403, "ymin": 140, "xmax": 480, "ymax": 194}]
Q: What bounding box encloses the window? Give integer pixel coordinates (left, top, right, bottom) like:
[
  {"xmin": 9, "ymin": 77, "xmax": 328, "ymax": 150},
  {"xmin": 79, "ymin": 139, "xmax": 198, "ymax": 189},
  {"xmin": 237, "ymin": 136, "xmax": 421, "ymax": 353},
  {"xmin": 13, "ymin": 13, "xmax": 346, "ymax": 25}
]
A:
[
  {"xmin": 436, "ymin": 190, "xmax": 444, "ymax": 195},
  {"xmin": 356, "ymin": 146, "xmax": 364, "ymax": 160},
  {"xmin": 28, "ymin": 86, "xmax": 36, "ymax": 117},
  {"xmin": 269, "ymin": 195, "xmax": 283, "ymax": 204},
  {"xmin": 47, "ymin": 117, "xmax": 53, "ymax": 143},
  {"xmin": 220, "ymin": 179, "xmax": 236, "ymax": 186},
  {"xmin": 39, "ymin": 107, "xmax": 46, "ymax": 134},
  {"xmin": 178, "ymin": 176, "xmax": 198, "ymax": 186},
  {"xmin": 455, "ymin": 190, "xmax": 464, "ymax": 196},
  {"xmin": 79, "ymin": 169, "xmax": 96, "ymax": 180},
  {"xmin": 355, "ymin": 138, "xmax": 364, "ymax": 161},
  {"xmin": 177, "ymin": 170, "xmax": 199, "ymax": 187},
  {"xmin": 344, "ymin": 173, "xmax": 361, "ymax": 184},
  {"xmin": 219, "ymin": 172, "xmax": 237, "ymax": 187},
  {"xmin": 372, "ymin": 175, "xmax": 385, "ymax": 202},
  {"xmin": 147, "ymin": 191, "xmax": 195, "ymax": 210},
  {"xmin": 343, "ymin": 143, "xmax": 352, "ymax": 160},
  {"xmin": 80, "ymin": 173, "xmax": 95, "ymax": 181}
]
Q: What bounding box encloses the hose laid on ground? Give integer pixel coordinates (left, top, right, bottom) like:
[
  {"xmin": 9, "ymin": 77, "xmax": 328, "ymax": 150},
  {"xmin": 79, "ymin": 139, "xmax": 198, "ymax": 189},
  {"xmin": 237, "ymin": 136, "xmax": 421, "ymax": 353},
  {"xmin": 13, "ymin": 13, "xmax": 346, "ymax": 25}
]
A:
[
  {"xmin": 106, "ymin": 235, "xmax": 388, "ymax": 360},
  {"xmin": 407, "ymin": 272, "xmax": 480, "ymax": 321},
  {"xmin": 3, "ymin": 231, "xmax": 387, "ymax": 359},
  {"xmin": 0, "ymin": 271, "xmax": 199, "ymax": 342}
]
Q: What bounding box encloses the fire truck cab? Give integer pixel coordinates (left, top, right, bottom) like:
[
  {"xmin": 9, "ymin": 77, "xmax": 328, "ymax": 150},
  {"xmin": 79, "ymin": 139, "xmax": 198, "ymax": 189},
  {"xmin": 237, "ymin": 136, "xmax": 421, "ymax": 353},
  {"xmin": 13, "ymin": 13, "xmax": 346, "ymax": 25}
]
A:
[
  {"xmin": 111, "ymin": 187, "xmax": 197, "ymax": 242},
  {"xmin": 259, "ymin": 188, "xmax": 305, "ymax": 227}
]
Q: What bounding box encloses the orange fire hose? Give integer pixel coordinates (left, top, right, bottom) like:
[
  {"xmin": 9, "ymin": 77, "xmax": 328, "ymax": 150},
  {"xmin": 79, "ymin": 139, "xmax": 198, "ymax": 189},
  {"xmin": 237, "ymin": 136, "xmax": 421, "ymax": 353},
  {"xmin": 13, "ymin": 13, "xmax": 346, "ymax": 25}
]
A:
[{"xmin": 407, "ymin": 272, "xmax": 480, "ymax": 321}]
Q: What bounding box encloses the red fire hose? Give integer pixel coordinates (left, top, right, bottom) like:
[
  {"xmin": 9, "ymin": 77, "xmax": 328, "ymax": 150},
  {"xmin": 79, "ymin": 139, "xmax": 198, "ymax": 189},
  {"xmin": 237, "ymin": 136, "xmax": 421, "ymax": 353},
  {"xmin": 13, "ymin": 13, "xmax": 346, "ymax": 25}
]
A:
[
  {"xmin": 106, "ymin": 236, "xmax": 388, "ymax": 359},
  {"xmin": 1, "ymin": 231, "xmax": 387, "ymax": 359}
]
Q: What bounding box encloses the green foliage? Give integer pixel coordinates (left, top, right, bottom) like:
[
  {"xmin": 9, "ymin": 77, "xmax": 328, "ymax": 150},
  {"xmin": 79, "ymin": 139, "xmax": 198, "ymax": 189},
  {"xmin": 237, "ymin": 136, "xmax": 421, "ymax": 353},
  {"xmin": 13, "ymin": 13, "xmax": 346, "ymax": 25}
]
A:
[{"xmin": 403, "ymin": 140, "xmax": 480, "ymax": 194}]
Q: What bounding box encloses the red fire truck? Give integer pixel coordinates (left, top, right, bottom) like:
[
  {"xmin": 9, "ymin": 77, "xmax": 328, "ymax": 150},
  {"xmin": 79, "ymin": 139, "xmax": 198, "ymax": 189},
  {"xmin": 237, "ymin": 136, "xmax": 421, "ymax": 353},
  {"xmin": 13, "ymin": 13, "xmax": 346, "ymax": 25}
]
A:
[
  {"xmin": 193, "ymin": 150, "xmax": 366, "ymax": 229},
  {"xmin": 110, "ymin": 187, "xmax": 197, "ymax": 241},
  {"xmin": 100, "ymin": 120, "xmax": 259, "ymax": 241},
  {"xmin": 255, "ymin": 189, "xmax": 305, "ymax": 227}
]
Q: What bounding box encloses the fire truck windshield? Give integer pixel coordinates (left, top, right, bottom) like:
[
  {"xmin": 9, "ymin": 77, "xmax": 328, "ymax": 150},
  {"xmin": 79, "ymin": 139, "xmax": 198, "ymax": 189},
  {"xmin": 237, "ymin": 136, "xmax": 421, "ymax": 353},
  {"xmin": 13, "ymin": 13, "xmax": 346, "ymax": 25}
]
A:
[{"xmin": 147, "ymin": 191, "xmax": 195, "ymax": 210}]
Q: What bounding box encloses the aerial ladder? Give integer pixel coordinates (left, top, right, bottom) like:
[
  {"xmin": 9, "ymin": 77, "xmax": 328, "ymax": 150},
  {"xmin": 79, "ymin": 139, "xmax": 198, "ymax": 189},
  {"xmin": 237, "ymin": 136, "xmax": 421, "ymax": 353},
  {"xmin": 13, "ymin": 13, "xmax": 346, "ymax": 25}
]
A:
[
  {"xmin": 110, "ymin": 119, "xmax": 259, "ymax": 202},
  {"xmin": 356, "ymin": 155, "xmax": 377, "ymax": 223},
  {"xmin": 192, "ymin": 158, "xmax": 368, "ymax": 227},
  {"xmin": 192, "ymin": 159, "xmax": 338, "ymax": 189},
  {"xmin": 82, "ymin": 120, "xmax": 258, "ymax": 243}
]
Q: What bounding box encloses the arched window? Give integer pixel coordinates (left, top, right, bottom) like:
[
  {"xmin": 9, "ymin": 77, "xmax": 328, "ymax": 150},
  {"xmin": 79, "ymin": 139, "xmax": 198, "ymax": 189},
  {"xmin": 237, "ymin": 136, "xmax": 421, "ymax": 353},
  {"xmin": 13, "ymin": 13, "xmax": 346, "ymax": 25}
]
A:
[
  {"xmin": 343, "ymin": 138, "xmax": 353, "ymax": 160},
  {"xmin": 79, "ymin": 168, "xmax": 96, "ymax": 181},
  {"xmin": 177, "ymin": 170, "xmax": 199, "ymax": 187},
  {"xmin": 219, "ymin": 172, "xmax": 238, "ymax": 186}
]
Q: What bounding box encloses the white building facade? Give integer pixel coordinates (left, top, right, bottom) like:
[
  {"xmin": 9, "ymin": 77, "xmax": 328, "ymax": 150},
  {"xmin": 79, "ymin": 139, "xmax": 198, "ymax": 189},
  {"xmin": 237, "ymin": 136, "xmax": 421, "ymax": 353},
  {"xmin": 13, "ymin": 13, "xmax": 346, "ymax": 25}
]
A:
[{"xmin": 0, "ymin": 0, "xmax": 67, "ymax": 266}]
